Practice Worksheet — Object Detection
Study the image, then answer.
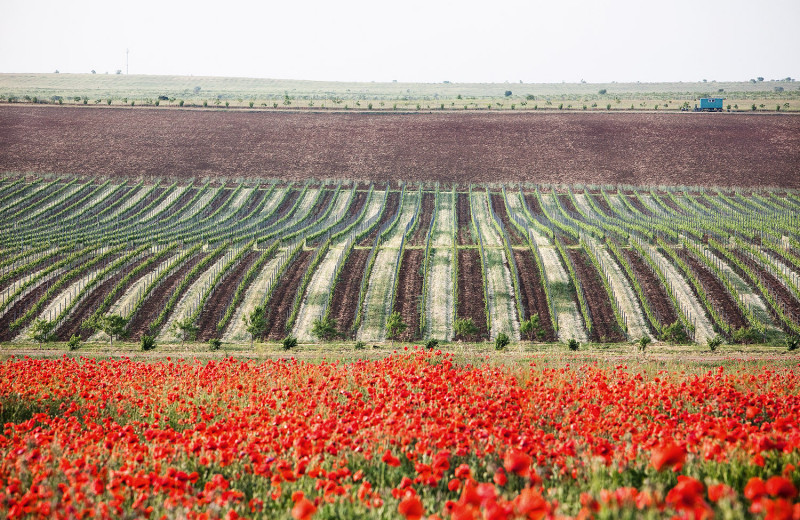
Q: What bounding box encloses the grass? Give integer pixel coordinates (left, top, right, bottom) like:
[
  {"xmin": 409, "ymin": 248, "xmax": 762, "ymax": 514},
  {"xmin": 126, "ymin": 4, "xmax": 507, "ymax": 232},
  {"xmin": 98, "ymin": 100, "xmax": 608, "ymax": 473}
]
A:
[{"xmin": 1, "ymin": 73, "xmax": 798, "ymax": 111}]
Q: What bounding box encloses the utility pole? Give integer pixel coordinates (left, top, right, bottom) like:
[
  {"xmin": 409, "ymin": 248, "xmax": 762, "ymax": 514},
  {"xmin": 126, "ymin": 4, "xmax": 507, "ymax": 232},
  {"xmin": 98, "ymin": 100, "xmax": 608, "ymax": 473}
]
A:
[{"xmin": 126, "ymin": 49, "xmax": 129, "ymax": 75}]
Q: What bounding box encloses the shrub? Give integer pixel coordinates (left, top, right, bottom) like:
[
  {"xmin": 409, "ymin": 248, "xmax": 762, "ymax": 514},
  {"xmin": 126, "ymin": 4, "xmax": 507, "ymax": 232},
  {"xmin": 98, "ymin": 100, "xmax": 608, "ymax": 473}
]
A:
[
  {"xmin": 208, "ymin": 338, "xmax": 222, "ymax": 351},
  {"xmin": 638, "ymin": 336, "xmax": 651, "ymax": 353},
  {"xmin": 504, "ymin": 91, "xmax": 512, "ymax": 97},
  {"xmin": 707, "ymin": 335, "xmax": 723, "ymax": 352},
  {"xmin": 179, "ymin": 100, "xmax": 184, "ymax": 107},
  {"xmin": 249, "ymin": 101, "xmax": 254, "ymax": 108},
  {"xmin": 282, "ymin": 336, "xmax": 297, "ymax": 350},
  {"xmin": 787, "ymin": 336, "xmax": 799, "ymax": 351},
  {"xmin": 67, "ymin": 334, "xmax": 81, "ymax": 351},
  {"xmin": 97, "ymin": 314, "xmax": 128, "ymax": 345},
  {"xmin": 567, "ymin": 338, "xmax": 580, "ymax": 351},
  {"xmin": 385, "ymin": 312, "xmax": 407, "ymax": 346},
  {"xmin": 425, "ymin": 339, "xmax": 439, "ymax": 350},
  {"xmin": 660, "ymin": 321, "xmax": 687, "ymax": 344},
  {"xmin": 495, "ymin": 333, "xmax": 510, "ymax": 350},
  {"xmin": 311, "ymin": 316, "xmax": 339, "ymax": 342},
  {"xmin": 520, "ymin": 314, "xmax": 545, "ymax": 341},
  {"xmin": 732, "ymin": 327, "xmax": 759, "ymax": 344},
  {"xmin": 171, "ymin": 317, "xmax": 198, "ymax": 344},
  {"xmin": 354, "ymin": 341, "xmax": 366, "ymax": 350},
  {"xmin": 454, "ymin": 317, "xmax": 478, "ymax": 341},
  {"xmin": 29, "ymin": 319, "xmax": 55, "ymax": 344},
  {"xmin": 203, "ymin": 100, "xmax": 208, "ymax": 107},
  {"xmin": 141, "ymin": 335, "xmax": 156, "ymax": 351},
  {"xmin": 598, "ymin": 89, "xmax": 607, "ymax": 95},
  {"xmin": 244, "ymin": 304, "xmax": 267, "ymax": 346}
]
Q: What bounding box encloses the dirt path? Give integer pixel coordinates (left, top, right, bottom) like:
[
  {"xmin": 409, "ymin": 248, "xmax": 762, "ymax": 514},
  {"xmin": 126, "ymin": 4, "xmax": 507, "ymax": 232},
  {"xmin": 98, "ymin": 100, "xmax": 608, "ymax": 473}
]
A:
[
  {"xmin": 592, "ymin": 241, "xmax": 652, "ymax": 341},
  {"xmin": 197, "ymin": 250, "xmax": 259, "ymax": 341},
  {"xmin": 357, "ymin": 248, "xmax": 399, "ymax": 342},
  {"xmin": 263, "ymin": 250, "xmax": 312, "ymax": 340},
  {"xmin": 158, "ymin": 251, "xmax": 236, "ymax": 343},
  {"xmin": 538, "ymin": 246, "xmax": 588, "ymax": 343},
  {"xmin": 393, "ymin": 249, "xmax": 423, "ymax": 341},
  {"xmin": 426, "ymin": 248, "xmax": 454, "ymax": 341},
  {"xmin": 484, "ymin": 247, "xmax": 520, "ymax": 340},
  {"xmin": 409, "ymin": 192, "xmax": 434, "ymax": 246},
  {"xmin": 294, "ymin": 245, "xmax": 347, "ymax": 341},
  {"xmin": 222, "ymin": 252, "xmax": 283, "ymax": 342},
  {"xmin": 455, "ymin": 249, "xmax": 488, "ymax": 341},
  {"xmin": 329, "ymin": 249, "xmax": 370, "ymax": 338},
  {"xmin": 644, "ymin": 244, "xmax": 715, "ymax": 343},
  {"xmin": 512, "ymin": 248, "xmax": 556, "ymax": 341}
]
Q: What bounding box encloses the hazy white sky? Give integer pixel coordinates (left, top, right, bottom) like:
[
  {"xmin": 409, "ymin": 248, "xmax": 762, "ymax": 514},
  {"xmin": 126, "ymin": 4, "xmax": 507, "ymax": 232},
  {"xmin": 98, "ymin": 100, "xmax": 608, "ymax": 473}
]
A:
[{"xmin": 1, "ymin": 0, "xmax": 797, "ymax": 83}]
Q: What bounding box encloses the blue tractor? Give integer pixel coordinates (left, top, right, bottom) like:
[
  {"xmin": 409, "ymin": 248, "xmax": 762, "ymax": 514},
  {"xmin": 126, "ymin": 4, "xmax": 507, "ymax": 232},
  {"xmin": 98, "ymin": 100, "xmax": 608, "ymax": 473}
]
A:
[{"xmin": 693, "ymin": 97, "xmax": 725, "ymax": 112}]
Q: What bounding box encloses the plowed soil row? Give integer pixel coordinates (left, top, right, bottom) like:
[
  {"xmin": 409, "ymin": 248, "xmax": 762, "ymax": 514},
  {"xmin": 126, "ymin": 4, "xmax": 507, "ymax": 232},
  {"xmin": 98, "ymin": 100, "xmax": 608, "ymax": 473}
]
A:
[
  {"xmin": 591, "ymin": 194, "xmax": 614, "ymax": 217},
  {"xmin": 55, "ymin": 254, "xmax": 153, "ymax": 340},
  {"xmin": 679, "ymin": 250, "xmax": 747, "ymax": 332},
  {"xmin": 456, "ymin": 249, "xmax": 488, "ymax": 341},
  {"xmin": 359, "ymin": 192, "xmax": 400, "ymax": 246},
  {"xmin": 345, "ymin": 191, "xmax": 368, "ymax": 221},
  {"xmin": 568, "ymin": 248, "xmax": 626, "ymax": 343},
  {"xmin": 84, "ymin": 185, "xmax": 132, "ymax": 219},
  {"xmin": 456, "ymin": 193, "xmax": 473, "ymax": 245},
  {"xmin": 409, "ymin": 193, "xmax": 434, "ymax": 246},
  {"xmin": 0, "ymin": 254, "xmax": 65, "ymax": 293},
  {"xmin": 0, "ymin": 253, "xmax": 121, "ymax": 341},
  {"xmin": 127, "ymin": 252, "xmax": 205, "ymax": 340},
  {"xmin": 116, "ymin": 187, "xmax": 165, "ymax": 221},
  {"xmin": 199, "ymin": 188, "xmax": 232, "ymax": 220},
  {"xmin": 161, "ymin": 187, "xmax": 198, "ymax": 221},
  {"xmin": 196, "ymin": 250, "xmax": 260, "ymax": 341},
  {"xmin": 306, "ymin": 190, "xmax": 333, "ymax": 223},
  {"xmin": 732, "ymin": 250, "xmax": 800, "ymax": 332},
  {"xmin": 513, "ymin": 248, "xmax": 556, "ymax": 341},
  {"xmin": 622, "ymin": 248, "xmax": 679, "ymax": 330},
  {"xmin": 524, "ymin": 194, "xmax": 543, "ymax": 216},
  {"xmin": 263, "ymin": 250, "xmax": 312, "ymax": 340},
  {"xmin": 658, "ymin": 195, "xmax": 683, "ymax": 214},
  {"xmin": 393, "ymin": 249, "xmax": 423, "ymax": 341},
  {"xmin": 627, "ymin": 196, "xmax": 653, "ymax": 217},
  {"xmin": 559, "ymin": 194, "xmax": 578, "ymax": 215},
  {"xmin": 490, "ymin": 193, "xmax": 524, "ymax": 245},
  {"xmin": 44, "ymin": 183, "xmax": 93, "ymax": 218},
  {"xmin": 329, "ymin": 249, "xmax": 370, "ymax": 338},
  {"xmin": 265, "ymin": 189, "xmax": 300, "ymax": 227},
  {"xmin": 227, "ymin": 188, "xmax": 262, "ymax": 221}
]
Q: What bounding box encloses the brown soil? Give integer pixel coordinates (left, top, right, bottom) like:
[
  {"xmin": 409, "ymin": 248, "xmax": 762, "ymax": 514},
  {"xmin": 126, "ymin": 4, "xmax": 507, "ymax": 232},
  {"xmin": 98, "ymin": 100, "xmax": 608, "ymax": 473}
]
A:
[
  {"xmin": 55, "ymin": 254, "xmax": 154, "ymax": 341},
  {"xmin": 0, "ymin": 254, "xmax": 66, "ymax": 293},
  {"xmin": 263, "ymin": 250, "xmax": 312, "ymax": 340},
  {"xmin": 456, "ymin": 249, "xmax": 488, "ymax": 341},
  {"xmin": 160, "ymin": 187, "xmax": 198, "ymax": 221},
  {"xmin": 87, "ymin": 185, "xmax": 134, "ymax": 219},
  {"xmin": 622, "ymin": 247, "xmax": 679, "ymax": 330},
  {"xmin": 512, "ymin": 248, "xmax": 556, "ymax": 341},
  {"xmin": 199, "ymin": 188, "xmax": 232, "ymax": 219},
  {"xmin": 490, "ymin": 193, "xmax": 524, "ymax": 245},
  {"xmin": 345, "ymin": 191, "xmax": 368, "ymax": 221},
  {"xmin": 265, "ymin": 189, "xmax": 300, "ymax": 227},
  {"xmin": 679, "ymin": 250, "xmax": 748, "ymax": 332},
  {"xmin": 41, "ymin": 182, "xmax": 94, "ymax": 219},
  {"xmin": 559, "ymin": 194, "xmax": 578, "ymax": 214},
  {"xmin": 6, "ymin": 107, "xmax": 798, "ymax": 187},
  {"xmin": 117, "ymin": 187, "xmax": 165, "ymax": 220},
  {"xmin": 591, "ymin": 194, "xmax": 615, "ymax": 217},
  {"xmin": 692, "ymin": 195, "xmax": 712, "ymax": 209},
  {"xmin": 568, "ymin": 248, "xmax": 626, "ymax": 343},
  {"xmin": 231, "ymin": 187, "xmax": 266, "ymax": 220},
  {"xmin": 658, "ymin": 194, "xmax": 683, "ymax": 214},
  {"xmin": 732, "ymin": 250, "xmax": 800, "ymax": 332},
  {"xmin": 524, "ymin": 194, "xmax": 543, "ymax": 216},
  {"xmin": 627, "ymin": 195, "xmax": 653, "ymax": 217},
  {"xmin": 196, "ymin": 250, "xmax": 260, "ymax": 341},
  {"xmin": 393, "ymin": 249, "xmax": 423, "ymax": 341},
  {"xmin": 329, "ymin": 249, "xmax": 370, "ymax": 338},
  {"xmin": 127, "ymin": 251, "xmax": 205, "ymax": 340},
  {"xmin": 456, "ymin": 193, "xmax": 473, "ymax": 245},
  {"xmin": 359, "ymin": 191, "xmax": 400, "ymax": 246},
  {"xmin": 409, "ymin": 192, "xmax": 434, "ymax": 246},
  {"xmin": 0, "ymin": 254, "xmax": 119, "ymax": 341}
]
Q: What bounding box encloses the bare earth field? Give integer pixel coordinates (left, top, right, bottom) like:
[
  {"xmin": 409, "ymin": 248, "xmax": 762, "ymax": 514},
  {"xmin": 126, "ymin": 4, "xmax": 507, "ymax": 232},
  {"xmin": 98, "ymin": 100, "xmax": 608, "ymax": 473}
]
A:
[{"xmin": 1, "ymin": 105, "xmax": 798, "ymax": 188}]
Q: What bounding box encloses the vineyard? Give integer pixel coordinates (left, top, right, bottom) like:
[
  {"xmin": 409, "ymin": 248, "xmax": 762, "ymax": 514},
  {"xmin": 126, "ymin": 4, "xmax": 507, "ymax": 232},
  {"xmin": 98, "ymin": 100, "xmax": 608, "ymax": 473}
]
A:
[{"xmin": 1, "ymin": 175, "xmax": 799, "ymax": 346}]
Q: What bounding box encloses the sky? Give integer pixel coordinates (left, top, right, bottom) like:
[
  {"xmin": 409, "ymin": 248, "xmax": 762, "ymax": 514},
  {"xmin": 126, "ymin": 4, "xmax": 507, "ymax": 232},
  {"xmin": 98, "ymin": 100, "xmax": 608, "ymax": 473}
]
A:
[{"xmin": 1, "ymin": 0, "xmax": 798, "ymax": 83}]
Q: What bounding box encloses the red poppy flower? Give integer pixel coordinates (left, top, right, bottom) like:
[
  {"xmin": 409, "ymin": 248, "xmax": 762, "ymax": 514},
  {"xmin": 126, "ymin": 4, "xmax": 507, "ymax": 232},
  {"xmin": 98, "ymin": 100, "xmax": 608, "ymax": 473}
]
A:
[
  {"xmin": 291, "ymin": 498, "xmax": 317, "ymax": 520},
  {"xmin": 503, "ymin": 449, "xmax": 532, "ymax": 477},
  {"xmin": 398, "ymin": 494, "xmax": 424, "ymax": 520},
  {"xmin": 650, "ymin": 443, "xmax": 686, "ymax": 472}
]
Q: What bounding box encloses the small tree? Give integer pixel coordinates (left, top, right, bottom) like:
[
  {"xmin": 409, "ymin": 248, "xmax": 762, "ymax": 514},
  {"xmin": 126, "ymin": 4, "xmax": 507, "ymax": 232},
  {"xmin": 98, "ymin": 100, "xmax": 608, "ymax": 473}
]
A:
[
  {"xmin": 171, "ymin": 317, "xmax": 198, "ymax": 345},
  {"xmin": 787, "ymin": 336, "xmax": 799, "ymax": 352},
  {"xmin": 520, "ymin": 313, "xmax": 545, "ymax": 341},
  {"xmin": 637, "ymin": 336, "xmax": 651, "ymax": 355},
  {"xmin": 244, "ymin": 305, "xmax": 267, "ymax": 346},
  {"xmin": 567, "ymin": 338, "xmax": 580, "ymax": 351},
  {"xmin": 385, "ymin": 312, "xmax": 407, "ymax": 346},
  {"xmin": 504, "ymin": 90, "xmax": 512, "ymax": 97},
  {"xmin": 99, "ymin": 314, "xmax": 128, "ymax": 345},
  {"xmin": 598, "ymin": 89, "xmax": 607, "ymax": 95},
  {"xmin": 311, "ymin": 316, "xmax": 339, "ymax": 342},
  {"xmin": 208, "ymin": 338, "xmax": 222, "ymax": 351},
  {"xmin": 495, "ymin": 332, "xmax": 510, "ymax": 351},
  {"xmin": 425, "ymin": 339, "xmax": 439, "ymax": 350},
  {"xmin": 454, "ymin": 317, "xmax": 478, "ymax": 342},
  {"xmin": 707, "ymin": 335, "xmax": 723, "ymax": 352},
  {"xmin": 29, "ymin": 319, "xmax": 55, "ymax": 344},
  {"xmin": 282, "ymin": 336, "xmax": 297, "ymax": 350},
  {"xmin": 141, "ymin": 335, "xmax": 156, "ymax": 351},
  {"xmin": 67, "ymin": 334, "xmax": 81, "ymax": 351}
]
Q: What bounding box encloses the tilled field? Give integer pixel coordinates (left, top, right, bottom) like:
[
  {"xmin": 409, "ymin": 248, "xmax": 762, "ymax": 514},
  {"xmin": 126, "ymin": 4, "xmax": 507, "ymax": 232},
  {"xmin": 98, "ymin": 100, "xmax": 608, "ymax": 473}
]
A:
[{"xmin": 5, "ymin": 106, "xmax": 798, "ymax": 187}]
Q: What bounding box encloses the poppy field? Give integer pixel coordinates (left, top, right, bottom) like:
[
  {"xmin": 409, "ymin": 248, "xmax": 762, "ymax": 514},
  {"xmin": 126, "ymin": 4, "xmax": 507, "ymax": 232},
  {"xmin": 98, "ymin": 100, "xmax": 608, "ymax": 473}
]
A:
[{"xmin": 1, "ymin": 350, "xmax": 799, "ymax": 519}]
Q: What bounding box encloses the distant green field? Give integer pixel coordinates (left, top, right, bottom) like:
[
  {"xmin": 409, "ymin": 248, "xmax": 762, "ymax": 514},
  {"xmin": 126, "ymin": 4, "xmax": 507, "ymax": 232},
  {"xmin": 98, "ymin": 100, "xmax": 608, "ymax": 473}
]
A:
[{"xmin": 1, "ymin": 73, "xmax": 798, "ymax": 111}]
